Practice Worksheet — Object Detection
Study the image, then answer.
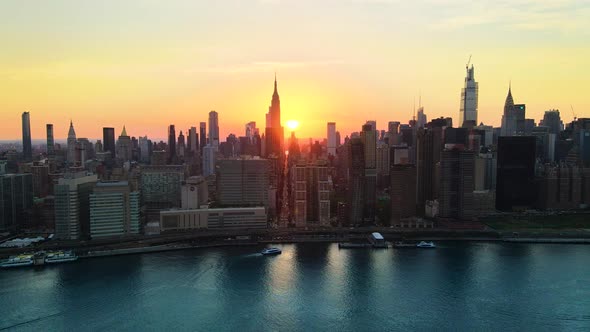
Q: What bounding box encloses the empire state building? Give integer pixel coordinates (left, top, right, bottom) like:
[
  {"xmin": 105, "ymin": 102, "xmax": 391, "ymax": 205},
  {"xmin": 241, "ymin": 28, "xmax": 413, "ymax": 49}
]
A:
[{"xmin": 265, "ymin": 75, "xmax": 284, "ymax": 157}]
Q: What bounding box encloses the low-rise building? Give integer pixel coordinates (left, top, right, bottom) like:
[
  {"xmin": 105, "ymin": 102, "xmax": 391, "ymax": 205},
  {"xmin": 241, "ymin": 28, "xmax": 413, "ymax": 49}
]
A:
[{"xmin": 160, "ymin": 207, "xmax": 267, "ymax": 232}]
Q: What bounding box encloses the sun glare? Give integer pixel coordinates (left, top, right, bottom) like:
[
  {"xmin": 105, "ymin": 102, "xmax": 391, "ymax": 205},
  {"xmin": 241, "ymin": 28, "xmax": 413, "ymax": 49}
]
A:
[{"xmin": 286, "ymin": 120, "xmax": 299, "ymax": 131}]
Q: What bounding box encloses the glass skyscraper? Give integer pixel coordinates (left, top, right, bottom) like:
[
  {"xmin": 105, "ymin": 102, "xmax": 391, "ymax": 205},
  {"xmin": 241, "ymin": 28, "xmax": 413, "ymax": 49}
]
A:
[{"xmin": 459, "ymin": 65, "xmax": 478, "ymax": 127}]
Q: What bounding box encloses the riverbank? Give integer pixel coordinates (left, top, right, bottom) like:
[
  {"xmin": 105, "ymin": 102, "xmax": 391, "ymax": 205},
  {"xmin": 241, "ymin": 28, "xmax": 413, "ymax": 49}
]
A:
[{"xmin": 3, "ymin": 226, "xmax": 590, "ymax": 260}]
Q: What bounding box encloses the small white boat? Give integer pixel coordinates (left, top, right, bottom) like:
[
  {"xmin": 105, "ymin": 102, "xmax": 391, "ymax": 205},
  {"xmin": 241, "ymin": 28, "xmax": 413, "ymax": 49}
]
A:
[
  {"xmin": 1, "ymin": 254, "xmax": 34, "ymax": 268},
  {"xmin": 261, "ymin": 248, "xmax": 282, "ymax": 255},
  {"xmin": 416, "ymin": 241, "xmax": 436, "ymax": 248}
]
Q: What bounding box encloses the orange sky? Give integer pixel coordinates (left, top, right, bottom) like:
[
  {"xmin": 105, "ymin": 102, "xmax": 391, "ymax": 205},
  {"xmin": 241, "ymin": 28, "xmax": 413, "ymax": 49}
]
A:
[{"xmin": 1, "ymin": 1, "xmax": 589, "ymax": 141}]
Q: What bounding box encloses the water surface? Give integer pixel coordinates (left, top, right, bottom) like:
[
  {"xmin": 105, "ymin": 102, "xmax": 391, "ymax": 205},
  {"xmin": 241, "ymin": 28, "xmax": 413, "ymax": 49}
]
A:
[{"xmin": 1, "ymin": 242, "xmax": 589, "ymax": 331}]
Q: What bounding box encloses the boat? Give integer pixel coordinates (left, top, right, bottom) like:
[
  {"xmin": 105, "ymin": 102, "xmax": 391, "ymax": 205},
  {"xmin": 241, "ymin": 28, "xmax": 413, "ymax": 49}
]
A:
[
  {"xmin": 261, "ymin": 248, "xmax": 282, "ymax": 255},
  {"xmin": 1, "ymin": 254, "xmax": 34, "ymax": 268},
  {"xmin": 368, "ymin": 232, "xmax": 388, "ymax": 248},
  {"xmin": 393, "ymin": 241, "xmax": 416, "ymax": 248},
  {"xmin": 416, "ymin": 241, "xmax": 436, "ymax": 248},
  {"xmin": 45, "ymin": 251, "xmax": 78, "ymax": 264}
]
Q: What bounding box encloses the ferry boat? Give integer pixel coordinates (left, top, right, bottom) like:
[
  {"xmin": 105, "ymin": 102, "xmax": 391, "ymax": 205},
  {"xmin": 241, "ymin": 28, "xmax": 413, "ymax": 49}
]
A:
[
  {"xmin": 45, "ymin": 251, "xmax": 78, "ymax": 264},
  {"xmin": 416, "ymin": 241, "xmax": 436, "ymax": 248},
  {"xmin": 261, "ymin": 248, "xmax": 282, "ymax": 255},
  {"xmin": 1, "ymin": 254, "xmax": 34, "ymax": 268}
]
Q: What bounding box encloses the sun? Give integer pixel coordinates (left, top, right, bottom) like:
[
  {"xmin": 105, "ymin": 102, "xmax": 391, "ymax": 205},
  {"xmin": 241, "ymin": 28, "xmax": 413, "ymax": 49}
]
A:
[{"xmin": 286, "ymin": 120, "xmax": 299, "ymax": 131}]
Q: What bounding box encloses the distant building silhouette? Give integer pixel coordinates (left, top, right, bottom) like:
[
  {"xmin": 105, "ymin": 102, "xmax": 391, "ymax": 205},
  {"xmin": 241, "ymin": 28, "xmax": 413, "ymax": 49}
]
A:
[
  {"xmin": 67, "ymin": 121, "xmax": 77, "ymax": 166},
  {"xmin": 46, "ymin": 124, "xmax": 55, "ymax": 156},
  {"xmin": 102, "ymin": 127, "xmax": 116, "ymax": 158},
  {"xmin": 167, "ymin": 125, "xmax": 176, "ymax": 164},
  {"xmin": 199, "ymin": 122, "xmax": 207, "ymax": 151},
  {"xmin": 22, "ymin": 112, "xmax": 32, "ymax": 162},
  {"xmin": 116, "ymin": 126, "xmax": 132, "ymax": 162},
  {"xmin": 327, "ymin": 122, "xmax": 337, "ymax": 157},
  {"xmin": 209, "ymin": 111, "xmax": 219, "ymax": 150}
]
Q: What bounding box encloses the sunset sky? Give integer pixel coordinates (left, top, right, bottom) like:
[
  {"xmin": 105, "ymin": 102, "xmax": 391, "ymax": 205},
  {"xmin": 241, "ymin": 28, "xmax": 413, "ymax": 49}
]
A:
[{"xmin": 1, "ymin": 0, "xmax": 589, "ymax": 141}]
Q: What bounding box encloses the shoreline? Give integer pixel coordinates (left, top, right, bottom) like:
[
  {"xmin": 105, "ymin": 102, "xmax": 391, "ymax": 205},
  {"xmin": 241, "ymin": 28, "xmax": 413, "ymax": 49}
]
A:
[
  {"xmin": 3, "ymin": 227, "xmax": 590, "ymax": 261},
  {"xmin": 78, "ymin": 236, "xmax": 590, "ymax": 260}
]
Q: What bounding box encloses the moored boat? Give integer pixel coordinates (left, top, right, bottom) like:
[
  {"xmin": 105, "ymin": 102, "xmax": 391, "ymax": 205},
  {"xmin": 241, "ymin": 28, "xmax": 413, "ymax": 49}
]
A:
[
  {"xmin": 1, "ymin": 254, "xmax": 34, "ymax": 268},
  {"xmin": 45, "ymin": 251, "xmax": 78, "ymax": 264}
]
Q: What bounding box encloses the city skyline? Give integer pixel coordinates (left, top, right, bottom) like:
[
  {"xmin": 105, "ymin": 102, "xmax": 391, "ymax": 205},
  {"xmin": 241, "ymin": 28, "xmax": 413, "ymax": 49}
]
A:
[{"xmin": 1, "ymin": 1, "xmax": 588, "ymax": 140}]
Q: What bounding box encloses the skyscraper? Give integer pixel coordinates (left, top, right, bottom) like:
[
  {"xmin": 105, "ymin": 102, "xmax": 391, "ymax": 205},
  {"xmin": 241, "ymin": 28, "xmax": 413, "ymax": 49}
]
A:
[
  {"xmin": 103, "ymin": 127, "xmax": 116, "ymax": 158},
  {"xmin": 67, "ymin": 121, "xmax": 77, "ymax": 166},
  {"xmin": 22, "ymin": 112, "xmax": 33, "ymax": 161},
  {"xmin": 46, "ymin": 124, "xmax": 55, "ymax": 156},
  {"xmin": 514, "ymin": 104, "xmax": 526, "ymax": 134},
  {"xmin": 168, "ymin": 125, "xmax": 176, "ymax": 164},
  {"xmin": 439, "ymin": 149, "xmax": 475, "ymax": 220},
  {"xmin": 361, "ymin": 123, "xmax": 377, "ymax": 224},
  {"xmin": 501, "ymin": 85, "xmax": 518, "ymax": 136},
  {"xmin": 496, "ymin": 136, "xmax": 537, "ymax": 211},
  {"xmin": 390, "ymin": 164, "xmax": 416, "ymax": 222},
  {"xmin": 0, "ymin": 174, "xmax": 33, "ymax": 230},
  {"xmin": 22, "ymin": 112, "xmax": 32, "ymax": 161},
  {"xmin": 542, "ymin": 109, "xmax": 562, "ymax": 135},
  {"xmin": 199, "ymin": 122, "xmax": 207, "ymax": 150},
  {"xmin": 177, "ymin": 130, "xmax": 186, "ymax": 158},
  {"xmin": 116, "ymin": 126, "xmax": 132, "ymax": 162},
  {"xmin": 265, "ymin": 75, "xmax": 283, "ymax": 157},
  {"xmin": 327, "ymin": 122, "xmax": 337, "ymax": 156},
  {"xmin": 416, "ymin": 106, "xmax": 427, "ymax": 128},
  {"xmin": 348, "ymin": 137, "xmax": 365, "ymax": 225},
  {"xmin": 291, "ymin": 162, "xmax": 331, "ymax": 227},
  {"xmin": 208, "ymin": 111, "xmax": 219, "ymax": 149},
  {"xmin": 459, "ymin": 64, "xmax": 479, "ymax": 127},
  {"xmin": 416, "ymin": 127, "xmax": 443, "ymax": 215}
]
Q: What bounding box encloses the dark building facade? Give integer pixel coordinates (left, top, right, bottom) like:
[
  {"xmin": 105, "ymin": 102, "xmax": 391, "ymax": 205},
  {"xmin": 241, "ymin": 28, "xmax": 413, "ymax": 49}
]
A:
[
  {"xmin": 103, "ymin": 127, "xmax": 116, "ymax": 158},
  {"xmin": 22, "ymin": 112, "xmax": 32, "ymax": 162},
  {"xmin": 348, "ymin": 137, "xmax": 365, "ymax": 225},
  {"xmin": 0, "ymin": 174, "xmax": 33, "ymax": 230},
  {"xmin": 390, "ymin": 164, "xmax": 416, "ymax": 222},
  {"xmin": 496, "ymin": 136, "xmax": 536, "ymax": 211},
  {"xmin": 439, "ymin": 149, "xmax": 475, "ymax": 220},
  {"xmin": 46, "ymin": 124, "xmax": 55, "ymax": 156},
  {"xmin": 416, "ymin": 127, "xmax": 443, "ymax": 215},
  {"xmin": 167, "ymin": 125, "xmax": 176, "ymax": 164}
]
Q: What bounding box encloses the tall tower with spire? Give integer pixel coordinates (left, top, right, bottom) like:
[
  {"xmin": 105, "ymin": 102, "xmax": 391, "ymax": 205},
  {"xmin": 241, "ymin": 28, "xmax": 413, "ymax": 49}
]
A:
[
  {"xmin": 501, "ymin": 83, "xmax": 517, "ymax": 136},
  {"xmin": 67, "ymin": 120, "xmax": 77, "ymax": 165},
  {"xmin": 459, "ymin": 64, "xmax": 479, "ymax": 127},
  {"xmin": 265, "ymin": 74, "xmax": 284, "ymax": 157}
]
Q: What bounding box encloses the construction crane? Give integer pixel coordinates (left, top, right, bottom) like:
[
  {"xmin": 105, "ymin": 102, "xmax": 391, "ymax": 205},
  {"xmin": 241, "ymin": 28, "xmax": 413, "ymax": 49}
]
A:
[
  {"xmin": 466, "ymin": 54, "xmax": 472, "ymax": 69},
  {"xmin": 571, "ymin": 105, "xmax": 577, "ymax": 122}
]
